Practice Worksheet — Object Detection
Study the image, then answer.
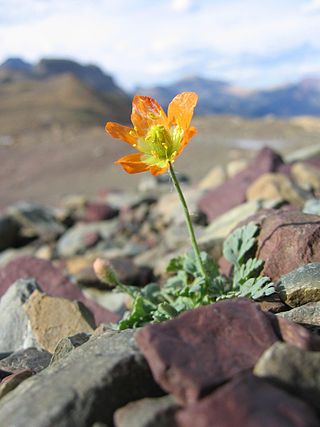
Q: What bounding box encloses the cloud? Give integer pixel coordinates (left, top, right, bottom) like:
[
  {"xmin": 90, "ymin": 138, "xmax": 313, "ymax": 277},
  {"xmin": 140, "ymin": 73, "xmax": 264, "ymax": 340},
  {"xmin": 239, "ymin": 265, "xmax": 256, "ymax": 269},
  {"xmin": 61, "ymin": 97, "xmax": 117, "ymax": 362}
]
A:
[{"xmin": 0, "ymin": 0, "xmax": 319, "ymax": 89}]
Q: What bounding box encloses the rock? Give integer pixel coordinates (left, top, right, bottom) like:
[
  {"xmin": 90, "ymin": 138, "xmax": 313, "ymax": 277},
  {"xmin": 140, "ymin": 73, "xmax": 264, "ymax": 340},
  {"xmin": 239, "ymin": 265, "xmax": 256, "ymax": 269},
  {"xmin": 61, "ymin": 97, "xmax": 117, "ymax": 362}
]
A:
[
  {"xmin": 135, "ymin": 299, "xmax": 278, "ymax": 404},
  {"xmin": 276, "ymin": 263, "xmax": 320, "ymax": 307},
  {"xmin": 114, "ymin": 395, "xmax": 178, "ymax": 427},
  {"xmin": 154, "ymin": 188, "xmax": 203, "ymax": 226},
  {"xmin": 82, "ymin": 202, "xmax": 119, "ymax": 222},
  {"xmin": 199, "ymin": 199, "xmax": 282, "ymax": 251},
  {"xmin": 175, "ymin": 372, "xmax": 320, "ymax": 427},
  {"xmin": 24, "ymin": 290, "xmax": 96, "ymax": 353},
  {"xmin": 257, "ymin": 210, "xmax": 320, "ymax": 282},
  {"xmin": 0, "ymin": 330, "xmax": 163, "ymax": 427},
  {"xmin": 82, "ymin": 288, "xmax": 127, "ymax": 317},
  {"xmin": 197, "ymin": 165, "xmax": 226, "ymax": 191},
  {"xmin": 0, "ymin": 369, "xmax": 33, "ymax": 400},
  {"xmin": 226, "ymin": 158, "xmax": 248, "ymax": 177},
  {"xmin": 0, "ymin": 215, "xmax": 19, "ymax": 252},
  {"xmin": 291, "ymin": 162, "xmax": 320, "ymax": 193},
  {"xmin": 0, "ymin": 278, "xmax": 39, "ymax": 353},
  {"xmin": 50, "ymin": 333, "xmax": 91, "ymax": 365},
  {"xmin": 277, "ymin": 302, "xmax": 320, "ymax": 326},
  {"xmin": 270, "ymin": 314, "xmax": 320, "ymax": 351},
  {"xmin": 7, "ymin": 202, "xmax": 65, "ymax": 241},
  {"xmin": 0, "ymin": 348, "xmax": 51, "ymax": 374},
  {"xmin": 198, "ymin": 147, "xmax": 288, "ymax": 222},
  {"xmin": 246, "ymin": 173, "xmax": 304, "ymax": 207},
  {"xmin": 56, "ymin": 220, "xmax": 118, "ymax": 257},
  {"xmin": 303, "ymin": 198, "xmax": 320, "ymax": 215},
  {"xmin": 254, "ymin": 342, "xmax": 320, "ymax": 410},
  {"xmin": 0, "ymin": 256, "xmax": 119, "ymax": 324},
  {"xmin": 285, "ymin": 143, "xmax": 320, "ymax": 163}
]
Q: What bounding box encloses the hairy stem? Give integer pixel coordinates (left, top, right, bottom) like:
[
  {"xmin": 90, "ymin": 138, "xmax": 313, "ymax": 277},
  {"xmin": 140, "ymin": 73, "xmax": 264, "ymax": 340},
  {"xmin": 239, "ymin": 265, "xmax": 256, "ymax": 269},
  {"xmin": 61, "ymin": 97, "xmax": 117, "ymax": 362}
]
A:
[{"xmin": 168, "ymin": 162, "xmax": 206, "ymax": 279}]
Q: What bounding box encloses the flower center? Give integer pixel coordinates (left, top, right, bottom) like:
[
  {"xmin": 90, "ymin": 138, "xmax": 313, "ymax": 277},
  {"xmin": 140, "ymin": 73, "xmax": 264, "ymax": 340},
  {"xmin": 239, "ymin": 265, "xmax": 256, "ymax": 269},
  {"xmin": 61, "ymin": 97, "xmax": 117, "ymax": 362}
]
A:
[{"xmin": 139, "ymin": 124, "xmax": 183, "ymax": 164}]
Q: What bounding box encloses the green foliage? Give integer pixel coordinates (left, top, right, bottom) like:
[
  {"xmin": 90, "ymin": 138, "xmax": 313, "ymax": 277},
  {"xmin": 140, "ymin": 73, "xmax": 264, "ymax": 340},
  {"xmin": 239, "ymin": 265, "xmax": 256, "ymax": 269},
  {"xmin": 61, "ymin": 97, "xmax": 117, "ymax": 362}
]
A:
[{"xmin": 114, "ymin": 222, "xmax": 275, "ymax": 330}]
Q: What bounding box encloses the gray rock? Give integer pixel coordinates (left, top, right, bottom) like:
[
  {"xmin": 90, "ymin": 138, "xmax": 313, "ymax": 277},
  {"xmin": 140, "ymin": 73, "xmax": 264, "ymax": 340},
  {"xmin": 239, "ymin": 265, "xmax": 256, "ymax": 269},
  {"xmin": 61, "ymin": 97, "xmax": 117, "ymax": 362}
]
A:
[
  {"xmin": 7, "ymin": 202, "xmax": 65, "ymax": 241},
  {"xmin": 277, "ymin": 263, "xmax": 320, "ymax": 307},
  {"xmin": 50, "ymin": 333, "xmax": 91, "ymax": 365},
  {"xmin": 114, "ymin": 395, "xmax": 178, "ymax": 427},
  {"xmin": 277, "ymin": 302, "xmax": 320, "ymax": 326},
  {"xmin": 303, "ymin": 198, "xmax": 320, "ymax": 215},
  {"xmin": 0, "ymin": 330, "xmax": 163, "ymax": 427},
  {"xmin": 0, "ymin": 348, "xmax": 51, "ymax": 373},
  {"xmin": 254, "ymin": 341, "xmax": 320, "ymax": 410},
  {"xmin": 0, "ymin": 216, "xmax": 19, "ymax": 252},
  {"xmin": 56, "ymin": 220, "xmax": 118, "ymax": 257},
  {"xmin": 0, "ymin": 278, "xmax": 39, "ymax": 353}
]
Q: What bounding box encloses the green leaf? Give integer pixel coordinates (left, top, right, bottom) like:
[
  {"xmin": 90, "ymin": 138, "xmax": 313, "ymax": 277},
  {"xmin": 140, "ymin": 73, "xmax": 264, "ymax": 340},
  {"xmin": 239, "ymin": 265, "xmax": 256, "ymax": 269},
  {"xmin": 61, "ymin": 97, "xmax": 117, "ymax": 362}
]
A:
[{"xmin": 223, "ymin": 222, "xmax": 259, "ymax": 265}]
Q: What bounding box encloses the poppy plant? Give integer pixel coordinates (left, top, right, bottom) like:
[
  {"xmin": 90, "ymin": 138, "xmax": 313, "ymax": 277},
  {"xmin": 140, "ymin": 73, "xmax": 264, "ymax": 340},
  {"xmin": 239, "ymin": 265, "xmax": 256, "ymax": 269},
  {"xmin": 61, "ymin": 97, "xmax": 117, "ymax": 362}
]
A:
[
  {"xmin": 106, "ymin": 92, "xmax": 198, "ymax": 175},
  {"xmin": 105, "ymin": 91, "xmax": 205, "ymax": 279}
]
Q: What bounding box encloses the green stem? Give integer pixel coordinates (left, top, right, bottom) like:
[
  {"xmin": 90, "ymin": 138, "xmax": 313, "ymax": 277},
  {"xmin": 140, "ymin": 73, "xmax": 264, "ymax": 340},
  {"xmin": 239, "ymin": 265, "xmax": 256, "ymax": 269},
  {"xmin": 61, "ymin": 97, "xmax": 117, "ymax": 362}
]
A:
[{"xmin": 168, "ymin": 162, "xmax": 206, "ymax": 279}]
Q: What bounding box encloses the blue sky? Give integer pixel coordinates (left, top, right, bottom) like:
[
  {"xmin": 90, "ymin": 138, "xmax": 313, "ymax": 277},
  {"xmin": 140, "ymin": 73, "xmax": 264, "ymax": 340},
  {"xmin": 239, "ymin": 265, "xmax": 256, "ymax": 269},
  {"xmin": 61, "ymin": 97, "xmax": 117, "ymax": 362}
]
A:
[{"xmin": 0, "ymin": 0, "xmax": 320, "ymax": 90}]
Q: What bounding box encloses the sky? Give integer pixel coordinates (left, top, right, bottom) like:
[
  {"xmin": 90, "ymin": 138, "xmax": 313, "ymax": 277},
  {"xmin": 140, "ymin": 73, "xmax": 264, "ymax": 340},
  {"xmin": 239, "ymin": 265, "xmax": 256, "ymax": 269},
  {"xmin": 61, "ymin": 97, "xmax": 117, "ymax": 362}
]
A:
[{"xmin": 0, "ymin": 0, "xmax": 320, "ymax": 90}]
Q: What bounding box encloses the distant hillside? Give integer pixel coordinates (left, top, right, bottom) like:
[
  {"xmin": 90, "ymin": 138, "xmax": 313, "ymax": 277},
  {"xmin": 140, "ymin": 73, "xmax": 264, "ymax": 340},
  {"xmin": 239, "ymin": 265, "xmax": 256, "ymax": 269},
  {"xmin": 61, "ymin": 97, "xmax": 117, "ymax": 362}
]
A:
[
  {"xmin": 137, "ymin": 76, "xmax": 320, "ymax": 117},
  {"xmin": 0, "ymin": 57, "xmax": 131, "ymax": 134}
]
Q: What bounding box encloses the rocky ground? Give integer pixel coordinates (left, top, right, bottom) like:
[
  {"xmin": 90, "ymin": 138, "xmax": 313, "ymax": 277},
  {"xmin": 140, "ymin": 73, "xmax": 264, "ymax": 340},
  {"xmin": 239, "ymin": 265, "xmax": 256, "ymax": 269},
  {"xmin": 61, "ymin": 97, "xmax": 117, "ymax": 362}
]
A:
[{"xmin": 1, "ymin": 144, "xmax": 320, "ymax": 426}]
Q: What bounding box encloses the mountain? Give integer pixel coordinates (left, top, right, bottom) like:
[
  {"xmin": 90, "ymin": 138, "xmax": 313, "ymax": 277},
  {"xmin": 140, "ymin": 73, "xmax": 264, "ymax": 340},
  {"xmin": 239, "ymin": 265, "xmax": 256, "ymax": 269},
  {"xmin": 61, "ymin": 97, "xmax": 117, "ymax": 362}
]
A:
[
  {"xmin": 137, "ymin": 76, "xmax": 320, "ymax": 117},
  {"xmin": 0, "ymin": 57, "xmax": 131, "ymax": 133}
]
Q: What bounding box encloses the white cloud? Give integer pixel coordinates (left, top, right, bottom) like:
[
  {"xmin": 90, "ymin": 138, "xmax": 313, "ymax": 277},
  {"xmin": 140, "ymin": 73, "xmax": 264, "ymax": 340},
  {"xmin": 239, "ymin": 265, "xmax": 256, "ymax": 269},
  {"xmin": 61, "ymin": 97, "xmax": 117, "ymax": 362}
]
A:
[
  {"xmin": 171, "ymin": 0, "xmax": 194, "ymax": 12},
  {"xmin": 0, "ymin": 0, "xmax": 319, "ymax": 89},
  {"xmin": 302, "ymin": 0, "xmax": 320, "ymax": 12}
]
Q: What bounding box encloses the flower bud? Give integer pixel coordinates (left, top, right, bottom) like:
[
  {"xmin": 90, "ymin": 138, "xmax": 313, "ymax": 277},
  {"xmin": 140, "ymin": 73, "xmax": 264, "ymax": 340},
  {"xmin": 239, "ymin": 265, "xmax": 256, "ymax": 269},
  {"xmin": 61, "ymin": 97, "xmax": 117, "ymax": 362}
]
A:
[{"xmin": 93, "ymin": 257, "xmax": 119, "ymax": 287}]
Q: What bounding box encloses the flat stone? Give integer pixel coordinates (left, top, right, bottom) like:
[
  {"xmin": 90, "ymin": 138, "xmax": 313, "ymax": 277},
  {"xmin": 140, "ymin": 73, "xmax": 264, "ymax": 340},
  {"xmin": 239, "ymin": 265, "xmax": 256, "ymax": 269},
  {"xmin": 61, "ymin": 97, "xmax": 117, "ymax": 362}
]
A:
[
  {"xmin": 175, "ymin": 372, "xmax": 320, "ymax": 427},
  {"xmin": 56, "ymin": 220, "xmax": 118, "ymax": 257},
  {"xmin": 0, "ymin": 348, "xmax": 51, "ymax": 373},
  {"xmin": 197, "ymin": 165, "xmax": 226, "ymax": 191},
  {"xmin": 277, "ymin": 263, "xmax": 320, "ymax": 307},
  {"xmin": 0, "ymin": 278, "xmax": 39, "ymax": 353},
  {"xmin": 135, "ymin": 299, "xmax": 278, "ymax": 404},
  {"xmin": 277, "ymin": 301, "xmax": 320, "ymax": 326},
  {"xmin": 0, "ymin": 256, "xmax": 119, "ymax": 324},
  {"xmin": 50, "ymin": 333, "xmax": 91, "ymax": 365},
  {"xmin": 246, "ymin": 173, "xmax": 304, "ymax": 207},
  {"xmin": 254, "ymin": 342, "xmax": 320, "ymax": 410},
  {"xmin": 0, "ymin": 330, "xmax": 163, "ymax": 427},
  {"xmin": 114, "ymin": 395, "xmax": 178, "ymax": 427},
  {"xmin": 303, "ymin": 198, "xmax": 320, "ymax": 215},
  {"xmin": 0, "ymin": 369, "xmax": 33, "ymax": 400},
  {"xmin": 198, "ymin": 147, "xmax": 288, "ymax": 222},
  {"xmin": 291, "ymin": 162, "xmax": 320, "ymax": 192},
  {"xmin": 7, "ymin": 202, "xmax": 65, "ymax": 241},
  {"xmin": 82, "ymin": 202, "xmax": 119, "ymax": 222},
  {"xmin": 24, "ymin": 290, "xmax": 96, "ymax": 353},
  {"xmin": 199, "ymin": 199, "xmax": 282, "ymax": 250},
  {"xmin": 257, "ymin": 210, "xmax": 320, "ymax": 282}
]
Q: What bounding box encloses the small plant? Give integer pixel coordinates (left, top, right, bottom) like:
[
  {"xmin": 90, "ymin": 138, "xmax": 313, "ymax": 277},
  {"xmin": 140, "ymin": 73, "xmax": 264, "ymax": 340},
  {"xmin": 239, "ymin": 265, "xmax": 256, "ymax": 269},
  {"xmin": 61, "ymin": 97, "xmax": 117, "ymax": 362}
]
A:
[
  {"xmin": 98, "ymin": 92, "xmax": 275, "ymax": 330},
  {"xmin": 95, "ymin": 222, "xmax": 274, "ymax": 330}
]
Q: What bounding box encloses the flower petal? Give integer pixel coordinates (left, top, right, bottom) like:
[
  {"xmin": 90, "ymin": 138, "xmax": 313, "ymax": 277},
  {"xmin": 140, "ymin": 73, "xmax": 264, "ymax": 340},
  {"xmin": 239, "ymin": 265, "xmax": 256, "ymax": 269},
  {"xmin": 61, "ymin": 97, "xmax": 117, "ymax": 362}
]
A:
[
  {"xmin": 131, "ymin": 96, "xmax": 168, "ymax": 136},
  {"xmin": 149, "ymin": 164, "xmax": 169, "ymax": 176},
  {"xmin": 176, "ymin": 126, "xmax": 197, "ymax": 156},
  {"xmin": 168, "ymin": 92, "xmax": 198, "ymax": 130},
  {"xmin": 114, "ymin": 153, "xmax": 150, "ymax": 174},
  {"xmin": 106, "ymin": 122, "xmax": 137, "ymax": 146}
]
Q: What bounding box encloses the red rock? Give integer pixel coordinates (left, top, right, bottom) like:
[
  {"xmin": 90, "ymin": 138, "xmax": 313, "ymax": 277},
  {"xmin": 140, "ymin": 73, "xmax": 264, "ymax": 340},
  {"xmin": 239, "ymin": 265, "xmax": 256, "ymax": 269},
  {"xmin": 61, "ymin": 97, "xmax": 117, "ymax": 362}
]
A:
[
  {"xmin": 257, "ymin": 210, "xmax": 320, "ymax": 282},
  {"xmin": 82, "ymin": 202, "xmax": 118, "ymax": 222},
  {"xmin": 0, "ymin": 369, "xmax": 33, "ymax": 398},
  {"xmin": 0, "ymin": 256, "xmax": 119, "ymax": 324},
  {"xmin": 198, "ymin": 147, "xmax": 287, "ymax": 222},
  {"xmin": 267, "ymin": 313, "xmax": 320, "ymax": 351},
  {"xmin": 135, "ymin": 299, "xmax": 278, "ymax": 404},
  {"xmin": 176, "ymin": 373, "xmax": 320, "ymax": 427},
  {"xmin": 82, "ymin": 231, "xmax": 100, "ymax": 248}
]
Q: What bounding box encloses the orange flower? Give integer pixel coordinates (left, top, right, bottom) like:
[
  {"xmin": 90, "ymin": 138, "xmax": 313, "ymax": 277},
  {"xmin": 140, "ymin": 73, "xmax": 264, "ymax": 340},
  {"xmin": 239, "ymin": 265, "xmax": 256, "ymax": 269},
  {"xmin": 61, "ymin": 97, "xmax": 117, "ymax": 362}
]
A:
[{"xmin": 106, "ymin": 92, "xmax": 198, "ymax": 175}]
